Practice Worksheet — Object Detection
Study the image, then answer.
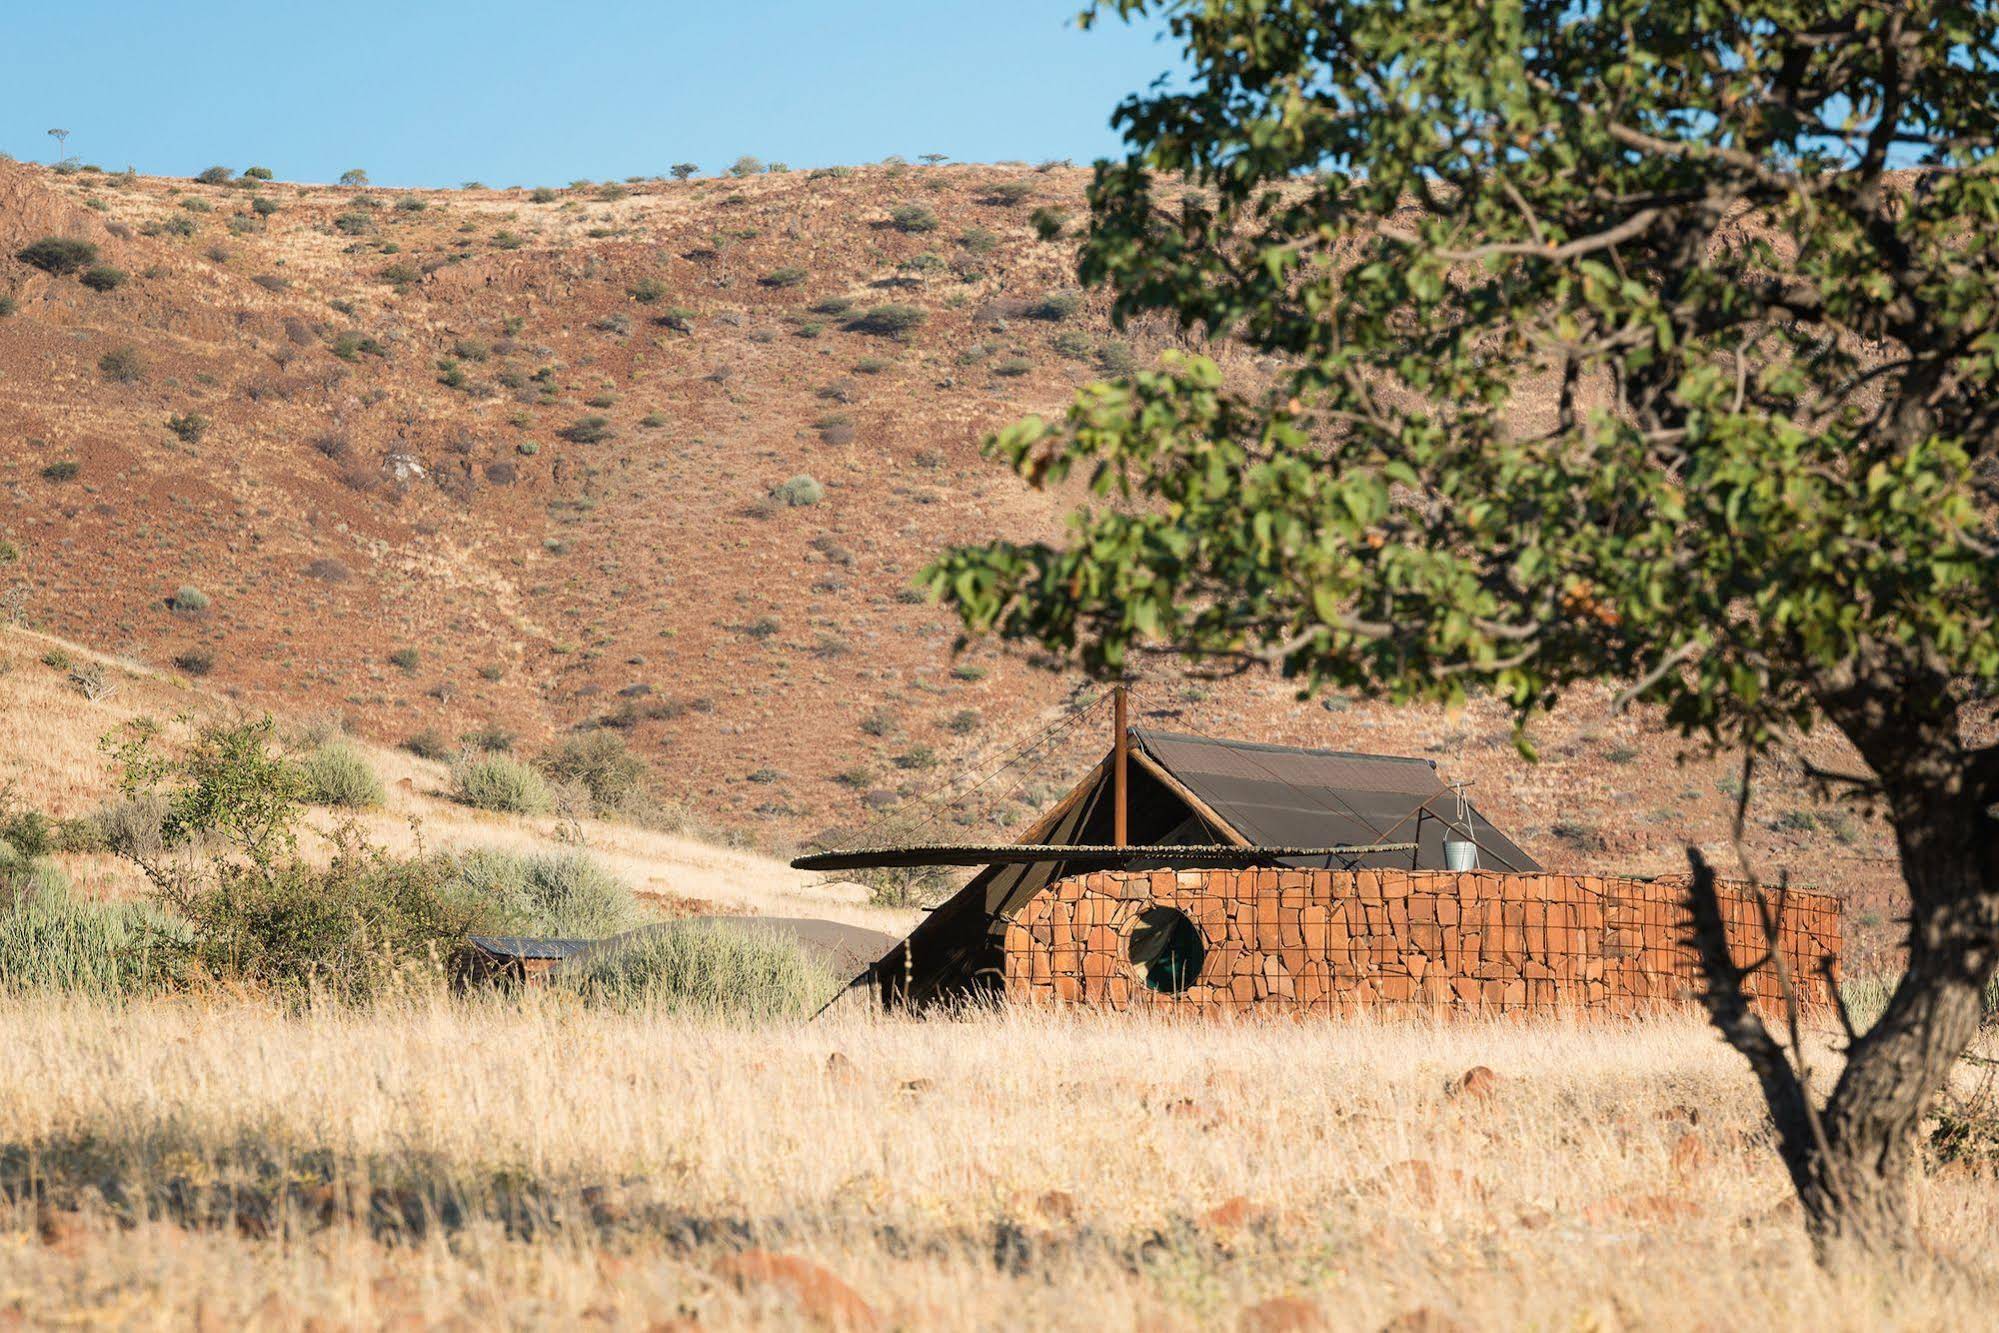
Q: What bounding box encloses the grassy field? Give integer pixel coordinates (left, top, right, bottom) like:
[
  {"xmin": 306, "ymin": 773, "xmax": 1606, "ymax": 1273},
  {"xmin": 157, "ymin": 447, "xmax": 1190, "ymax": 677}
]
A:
[{"xmin": 2, "ymin": 995, "xmax": 1994, "ymax": 1330}]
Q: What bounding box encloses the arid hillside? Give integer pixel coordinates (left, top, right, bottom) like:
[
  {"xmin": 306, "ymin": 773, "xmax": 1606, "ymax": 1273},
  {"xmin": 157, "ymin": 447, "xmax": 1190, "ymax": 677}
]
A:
[{"xmin": 0, "ymin": 159, "xmax": 1908, "ymax": 962}]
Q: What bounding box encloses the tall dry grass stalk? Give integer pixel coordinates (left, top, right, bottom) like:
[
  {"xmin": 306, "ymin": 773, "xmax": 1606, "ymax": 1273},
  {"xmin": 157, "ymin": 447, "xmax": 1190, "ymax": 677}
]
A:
[{"xmin": 0, "ymin": 995, "xmax": 1993, "ymax": 1329}]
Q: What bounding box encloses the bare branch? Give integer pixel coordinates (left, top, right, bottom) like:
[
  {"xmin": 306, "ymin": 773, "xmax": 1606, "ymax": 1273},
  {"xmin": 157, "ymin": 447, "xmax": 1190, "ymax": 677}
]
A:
[{"xmin": 1613, "ymin": 640, "xmax": 1701, "ymax": 711}]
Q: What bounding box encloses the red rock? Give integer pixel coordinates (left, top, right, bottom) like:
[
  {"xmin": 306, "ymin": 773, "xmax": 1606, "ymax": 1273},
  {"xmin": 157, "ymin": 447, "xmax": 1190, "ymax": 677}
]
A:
[
  {"xmin": 1238, "ymin": 1296, "xmax": 1329, "ymax": 1332},
  {"xmin": 1450, "ymin": 1066, "xmax": 1503, "ymax": 1100},
  {"xmin": 1034, "ymin": 1189, "xmax": 1077, "ymax": 1222},
  {"xmin": 713, "ymin": 1250, "xmax": 878, "ymax": 1330},
  {"xmin": 1202, "ymin": 1195, "xmax": 1266, "ymax": 1231},
  {"xmin": 1670, "ymin": 1131, "xmax": 1707, "ymax": 1175}
]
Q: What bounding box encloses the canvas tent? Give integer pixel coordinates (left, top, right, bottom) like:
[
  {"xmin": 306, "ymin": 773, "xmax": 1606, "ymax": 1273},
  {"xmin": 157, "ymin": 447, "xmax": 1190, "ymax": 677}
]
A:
[{"xmin": 814, "ymin": 722, "xmax": 1539, "ymax": 1007}]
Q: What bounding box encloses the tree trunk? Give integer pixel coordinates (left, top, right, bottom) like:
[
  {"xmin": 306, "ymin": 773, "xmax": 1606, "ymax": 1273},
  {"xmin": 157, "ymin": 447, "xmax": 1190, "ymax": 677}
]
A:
[{"xmin": 1685, "ymin": 805, "xmax": 1999, "ymax": 1265}]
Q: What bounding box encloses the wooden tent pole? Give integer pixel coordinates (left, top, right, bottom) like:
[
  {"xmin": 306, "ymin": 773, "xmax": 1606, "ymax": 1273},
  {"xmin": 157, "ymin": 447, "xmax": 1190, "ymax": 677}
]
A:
[{"xmin": 1113, "ymin": 684, "xmax": 1129, "ymax": 847}]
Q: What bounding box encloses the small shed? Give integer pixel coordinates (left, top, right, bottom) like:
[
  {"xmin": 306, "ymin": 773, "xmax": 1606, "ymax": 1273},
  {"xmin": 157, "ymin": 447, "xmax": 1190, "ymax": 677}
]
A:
[{"xmin": 456, "ymin": 935, "xmax": 594, "ymax": 986}]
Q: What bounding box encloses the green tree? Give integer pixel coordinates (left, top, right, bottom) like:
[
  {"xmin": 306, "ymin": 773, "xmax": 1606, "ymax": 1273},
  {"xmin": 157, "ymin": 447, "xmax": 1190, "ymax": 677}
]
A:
[{"xmin": 926, "ymin": 0, "xmax": 1999, "ymax": 1259}]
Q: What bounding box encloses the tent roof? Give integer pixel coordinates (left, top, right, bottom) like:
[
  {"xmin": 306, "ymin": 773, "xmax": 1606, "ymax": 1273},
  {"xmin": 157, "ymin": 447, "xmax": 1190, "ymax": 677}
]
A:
[{"xmin": 1130, "ymin": 728, "xmax": 1541, "ymax": 872}]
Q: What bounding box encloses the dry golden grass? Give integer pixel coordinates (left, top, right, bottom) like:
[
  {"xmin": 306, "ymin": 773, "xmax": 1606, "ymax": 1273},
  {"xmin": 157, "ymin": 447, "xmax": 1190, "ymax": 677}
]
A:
[{"xmin": 1, "ymin": 995, "xmax": 1994, "ymax": 1330}]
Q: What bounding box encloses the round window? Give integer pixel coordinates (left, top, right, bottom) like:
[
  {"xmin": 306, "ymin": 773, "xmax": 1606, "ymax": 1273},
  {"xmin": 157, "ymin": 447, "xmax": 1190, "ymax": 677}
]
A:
[{"xmin": 1128, "ymin": 907, "xmax": 1205, "ymax": 994}]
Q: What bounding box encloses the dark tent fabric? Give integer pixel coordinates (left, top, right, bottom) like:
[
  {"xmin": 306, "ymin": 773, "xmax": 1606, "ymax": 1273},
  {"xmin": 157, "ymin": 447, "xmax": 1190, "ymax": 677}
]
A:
[
  {"xmin": 860, "ymin": 726, "xmax": 1539, "ymax": 1007},
  {"xmin": 1130, "ymin": 729, "xmax": 1540, "ymax": 874}
]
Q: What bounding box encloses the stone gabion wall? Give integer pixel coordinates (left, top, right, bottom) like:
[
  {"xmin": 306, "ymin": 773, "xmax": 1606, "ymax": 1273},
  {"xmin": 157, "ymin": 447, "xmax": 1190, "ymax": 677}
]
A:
[{"xmin": 1000, "ymin": 868, "xmax": 1842, "ymax": 1015}]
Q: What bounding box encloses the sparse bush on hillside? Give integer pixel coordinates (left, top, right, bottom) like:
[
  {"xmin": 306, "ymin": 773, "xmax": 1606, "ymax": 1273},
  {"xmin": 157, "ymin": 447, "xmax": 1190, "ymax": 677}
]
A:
[
  {"xmin": 166, "ymin": 412, "xmax": 208, "ymax": 444},
  {"xmin": 243, "ymin": 166, "xmax": 273, "ymax": 180},
  {"xmin": 99, "ymin": 344, "xmax": 145, "ymax": 383},
  {"xmin": 40, "ymin": 460, "xmax": 80, "ymax": 483},
  {"xmin": 1030, "ymin": 206, "xmax": 1067, "ymax": 240},
  {"xmin": 558, "ymin": 416, "xmax": 613, "ymax": 444},
  {"xmin": 402, "ymin": 729, "xmax": 454, "ymax": 762},
  {"xmin": 169, "ymin": 585, "xmax": 210, "ymax": 614},
  {"xmin": 993, "ymin": 355, "xmax": 1034, "ymax": 377},
  {"xmin": 388, "ymin": 647, "xmax": 420, "ymax": 673},
  {"xmin": 1097, "ymin": 340, "xmax": 1137, "ymax": 375},
  {"xmin": 760, "ymin": 266, "xmax": 808, "ymax": 288},
  {"xmin": 172, "ymin": 648, "xmax": 214, "ymax": 677},
  {"xmin": 771, "ymin": 475, "xmax": 824, "ymax": 507},
  {"xmin": 0, "ymin": 296, "xmax": 16, "ymax": 317},
  {"xmin": 727, "ymin": 156, "xmax": 764, "ymax": 177},
  {"xmin": 339, "ymin": 169, "xmax": 369, "ymax": 186},
  {"xmin": 395, "ymin": 195, "xmax": 427, "ymax": 213},
  {"xmin": 333, "ymin": 211, "xmax": 374, "ymax": 236},
  {"xmin": 958, "ymin": 226, "xmax": 1000, "ymax": 255},
  {"xmin": 18, "ymin": 237, "xmax": 99, "ymax": 275},
  {"xmin": 889, "ymin": 203, "xmax": 938, "ymax": 233},
  {"xmin": 250, "ymin": 196, "xmax": 279, "ymax": 217},
  {"xmin": 628, "ymin": 274, "xmax": 667, "ymax": 304},
  {"xmin": 848, "ymin": 304, "xmax": 926, "ymax": 337},
  {"xmin": 300, "ymin": 741, "xmax": 385, "ymax": 810},
  {"xmin": 530, "ymin": 186, "xmax": 559, "ymax": 203},
  {"xmin": 449, "ymin": 848, "xmax": 635, "ymax": 938},
  {"xmin": 560, "ymin": 921, "xmax": 838, "ymax": 1017},
  {"xmin": 670, "ymin": 163, "xmax": 699, "ymax": 180},
  {"xmin": 80, "ymin": 265, "xmax": 126, "ymax": 292},
  {"xmin": 452, "ymin": 753, "xmax": 552, "ymax": 815},
  {"xmin": 195, "ymin": 166, "xmax": 232, "ymax": 185},
  {"xmin": 1026, "ymin": 290, "xmax": 1081, "ymax": 321},
  {"xmin": 538, "ymin": 732, "xmax": 648, "ymax": 815},
  {"xmin": 982, "ymin": 180, "xmax": 1036, "ymax": 206}
]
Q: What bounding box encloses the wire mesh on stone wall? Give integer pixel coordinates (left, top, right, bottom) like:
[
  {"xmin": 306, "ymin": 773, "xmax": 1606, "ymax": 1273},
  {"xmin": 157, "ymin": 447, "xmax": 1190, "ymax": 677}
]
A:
[{"xmin": 1000, "ymin": 868, "xmax": 1842, "ymax": 1016}]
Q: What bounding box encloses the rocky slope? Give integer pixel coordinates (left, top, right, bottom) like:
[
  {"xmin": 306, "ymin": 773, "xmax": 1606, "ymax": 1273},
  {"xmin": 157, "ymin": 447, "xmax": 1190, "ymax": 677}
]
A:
[{"xmin": 0, "ymin": 159, "xmax": 1908, "ymax": 967}]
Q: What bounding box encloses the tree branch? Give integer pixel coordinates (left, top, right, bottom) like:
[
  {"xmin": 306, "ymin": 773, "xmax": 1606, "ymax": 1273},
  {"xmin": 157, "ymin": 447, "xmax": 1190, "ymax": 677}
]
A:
[{"xmin": 1683, "ymin": 848, "xmax": 1818, "ymax": 1194}]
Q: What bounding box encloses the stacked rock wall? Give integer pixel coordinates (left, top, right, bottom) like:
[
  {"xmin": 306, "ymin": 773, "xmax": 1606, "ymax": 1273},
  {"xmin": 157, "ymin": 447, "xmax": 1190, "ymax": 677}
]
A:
[{"xmin": 1000, "ymin": 868, "xmax": 1842, "ymax": 1015}]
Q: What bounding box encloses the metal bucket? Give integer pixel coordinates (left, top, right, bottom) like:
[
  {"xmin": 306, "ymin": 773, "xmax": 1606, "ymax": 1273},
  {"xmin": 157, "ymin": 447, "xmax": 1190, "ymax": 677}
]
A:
[{"xmin": 1444, "ymin": 837, "xmax": 1480, "ymax": 871}]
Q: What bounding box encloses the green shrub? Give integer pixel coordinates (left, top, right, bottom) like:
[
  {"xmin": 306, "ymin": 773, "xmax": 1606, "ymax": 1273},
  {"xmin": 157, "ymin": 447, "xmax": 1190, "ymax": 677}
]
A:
[
  {"xmin": 250, "ymin": 196, "xmax": 279, "ymax": 217},
  {"xmin": 561, "ymin": 921, "xmax": 838, "ymax": 1018},
  {"xmin": 339, "ymin": 169, "xmax": 369, "ymax": 186},
  {"xmin": 41, "ymin": 460, "xmax": 80, "ymax": 483},
  {"xmin": 982, "ymin": 180, "xmax": 1035, "ymax": 206},
  {"xmin": 1026, "ymin": 290, "xmax": 1081, "ymax": 321},
  {"xmin": 770, "ymin": 475, "xmax": 824, "ymax": 507},
  {"xmin": 172, "ymin": 648, "xmax": 214, "ymax": 676},
  {"xmin": 170, "ymin": 585, "xmax": 209, "ymax": 613},
  {"xmin": 1097, "ymin": 340, "xmax": 1137, "ymax": 375},
  {"xmin": 629, "ymin": 274, "xmax": 667, "ymax": 303},
  {"xmin": 559, "ymin": 416, "xmax": 613, "ymax": 444},
  {"xmin": 195, "ymin": 166, "xmax": 232, "ymax": 185},
  {"xmin": 80, "ymin": 265, "xmax": 127, "ymax": 292},
  {"xmin": 538, "ymin": 732, "xmax": 648, "ymax": 814},
  {"xmin": 17, "ymin": 237, "xmax": 98, "ymax": 275},
  {"xmin": 91, "ymin": 793, "xmax": 168, "ymax": 860},
  {"xmin": 448, "ymin": 848, "xmax": 635, "ymax": 938},
  {"xmin": 993, "ymin": 355, "xmax": 1034, "ymax": 377},
  {"xmin": 388, "ymin": 647, "xmax": 420, "ymax": 673},
  {"xmin": 727, "ymin": 156, "xmax": 764, "ymax": 178},
  {"xmin": 243, "ymin": 166, "xmax": 273, "ymax": 180},
  {"xmin": 0, "ymin": 876, "xmax": 180, "ymax": 998},
  {"xmin": 1030, "ymin": 206, "xmax": 1067, "ymax": 240},
  {"xmin": 809, "ymin": 296, "xmax": 853, "ymax": 316},
  {"xmin": 0, "ymin": 295, "xmax": 16, "ymax": 317},
  {"xmin": 959, "ymin": 226, "xmax": 1000, "ymax": 255},
  {"xmin": 402, "ymin": 728, "xmax": 454, "ymax": 761},
  {"xmin": 670, "ymin": 163, "xmax": 699, "ymax": 180},
  {"xmin": 760, "ymin": 266, "xmax": 808, "ymax": 288},
  {"xmin": 166, "ymin": 411, "xmax": 208, "ymax": 443},
  {"xmin": 99, "ymin": 345, "xmax": 146, "ymax": 383},
  {"xmin": 451, "ymin": 753, "xmax": 551, "ymax": 814},
  {"xmin": 889, "ymin": 203, "xmax": 938, "ymax": 233},
  {"xmin": 300, "ymin": 742, "xmax": 385, "ymax": 809},
  {"xmin": 848, "ymin": 304, "xmax": 926, "ymax": 337}
]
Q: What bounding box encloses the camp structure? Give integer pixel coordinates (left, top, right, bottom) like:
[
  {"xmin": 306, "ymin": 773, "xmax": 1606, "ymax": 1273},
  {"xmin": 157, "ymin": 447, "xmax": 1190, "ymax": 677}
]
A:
[
  {"xmin": 796, "ymin": 688, "xmax": 1842, "ymax": 1016},
  {"xmin": 797, "ymin": 687, "xmax": 1543, "ymax": 1008}
]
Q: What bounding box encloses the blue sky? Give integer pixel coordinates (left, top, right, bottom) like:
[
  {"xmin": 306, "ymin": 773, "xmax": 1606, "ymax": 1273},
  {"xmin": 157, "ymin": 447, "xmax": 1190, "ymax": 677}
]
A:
[{"xmin": 1, "ymin": 1, "xmax": 1177, "ymax": 187}]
